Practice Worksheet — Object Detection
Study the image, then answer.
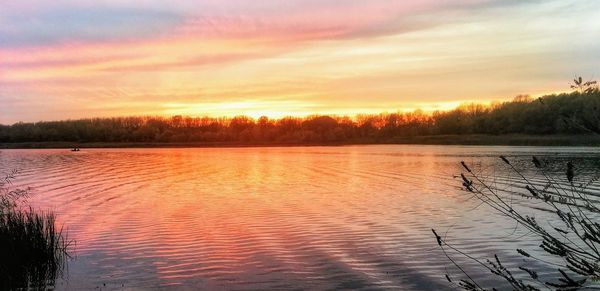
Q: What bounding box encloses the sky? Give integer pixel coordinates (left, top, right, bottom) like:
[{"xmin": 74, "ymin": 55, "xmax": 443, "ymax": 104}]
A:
[{"xmin": 1, "ymin": 0, "xmax": 599, "ymax": 123}]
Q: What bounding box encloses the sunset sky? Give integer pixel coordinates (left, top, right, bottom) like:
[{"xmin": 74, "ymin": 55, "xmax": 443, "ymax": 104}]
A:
[{"xmin": 1, "ymin": 0, "xmax": 599, "ymax": 124}]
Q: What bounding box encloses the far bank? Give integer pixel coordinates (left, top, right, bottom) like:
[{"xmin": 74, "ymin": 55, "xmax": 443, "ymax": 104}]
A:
[{"xmin": 1, "ymin": 134, "xmax": 599, "ymax": 149}]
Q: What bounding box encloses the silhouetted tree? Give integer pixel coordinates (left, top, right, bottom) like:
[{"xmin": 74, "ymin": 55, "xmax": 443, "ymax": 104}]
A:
[{"xmin": 0, "ymin": 85, "xmax": 598, "ymax": 144}]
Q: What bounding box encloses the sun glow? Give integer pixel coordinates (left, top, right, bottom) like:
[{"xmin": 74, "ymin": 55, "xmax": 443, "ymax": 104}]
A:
[
  {"xmin": 162, "ymin": 100, "xmax": 318, "ymax": 119},
  {"xmin": 158, "ymin": 99, "xmax": 494, "ymax": 121}
]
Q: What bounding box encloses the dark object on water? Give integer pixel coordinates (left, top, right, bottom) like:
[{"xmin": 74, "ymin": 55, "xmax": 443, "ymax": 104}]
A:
[
  {"xmin": 71, "ymin": 147, "xmax": 80, "ymax": 152},
  {"xmin": 532, "ymin": 156, "xmax": 542, "ymax": 168},
  {"xmin": 566, "ymin": 161, "xmax": 574, "ymax": 183}
]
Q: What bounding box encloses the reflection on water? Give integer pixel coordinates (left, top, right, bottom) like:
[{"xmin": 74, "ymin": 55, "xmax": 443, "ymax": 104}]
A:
[{"xmin": 0, "ymin": 145, "xmax": 598, "ymax": 290}]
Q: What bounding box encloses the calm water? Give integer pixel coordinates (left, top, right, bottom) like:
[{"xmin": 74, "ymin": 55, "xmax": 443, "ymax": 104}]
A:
[{"xmin": 1, "ymin": 145, "xmax": 599, "ymax": 290}]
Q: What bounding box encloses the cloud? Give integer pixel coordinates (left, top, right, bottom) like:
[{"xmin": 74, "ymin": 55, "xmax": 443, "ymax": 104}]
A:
[
  {"xmin": 0, "ymin": 6, "xmax": 183, "ymax": 47},
  {"xmin": 0, "ymin": 0, "xmax": 485, "ymax": 48},
  {"xmin": 1, "ymin": 0, "xmax": 599, "ymax": 123}
]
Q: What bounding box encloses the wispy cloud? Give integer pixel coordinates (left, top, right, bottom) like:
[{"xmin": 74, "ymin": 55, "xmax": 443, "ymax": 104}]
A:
[
  {"xmin": 0, "ymin": 6, "xmax": 183, "ymax": 47},
  {"xmin": 0, "ymin": 0, "xmax": 599, "ymax": 123}
]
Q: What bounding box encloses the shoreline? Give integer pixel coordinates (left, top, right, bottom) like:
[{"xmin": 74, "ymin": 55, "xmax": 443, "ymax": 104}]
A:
[{"xmin": 1, "ymin": 134, "xmax": 599, "ymax": 149}]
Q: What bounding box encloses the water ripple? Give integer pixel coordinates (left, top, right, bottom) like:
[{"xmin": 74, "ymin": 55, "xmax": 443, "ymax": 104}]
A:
[{"xmin": 0, "ymin": 146, "xmax": 598, "ymax": 290}]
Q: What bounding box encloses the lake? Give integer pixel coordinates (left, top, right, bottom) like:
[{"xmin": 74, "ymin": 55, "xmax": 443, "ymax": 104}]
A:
[{"xmin": 1, "ymin": 145, "xmax": 599, "ymax": 290}]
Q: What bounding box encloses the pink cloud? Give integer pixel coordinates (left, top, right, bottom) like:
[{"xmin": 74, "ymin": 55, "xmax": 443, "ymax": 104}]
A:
[
  {"xmin": 1, "ymin": 0, "xmax": 455, "ymax": 74},
  {"xmin": 174, "ymin": 1, "xmax": 446, "ymax": 40}
]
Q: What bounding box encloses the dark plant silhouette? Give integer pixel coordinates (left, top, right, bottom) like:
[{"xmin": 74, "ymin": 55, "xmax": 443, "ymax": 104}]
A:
[
  {"xmin": 0, "ymin": 170, "xmax": 71, "ymax": 290},
  {"xmin": 570, "ymin": 76, "xmax": 599, "ymax": 94},
  {"xmin": 432, "ymin": 157, "xmax": 600, "ymax": 290},
  {"xmin": 0, "ymin": 169, "xmax": 29, "ymax": 210}
]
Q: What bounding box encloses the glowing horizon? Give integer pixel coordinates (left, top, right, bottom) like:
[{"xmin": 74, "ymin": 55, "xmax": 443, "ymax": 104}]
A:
[{"xmin": 1, "ymin": 0, "xmax": 599, "ymax": 124}]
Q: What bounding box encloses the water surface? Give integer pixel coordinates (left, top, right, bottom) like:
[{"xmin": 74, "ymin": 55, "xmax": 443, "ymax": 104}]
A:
[{"xmin": 1, "ymin": 145, "xmax": 598, "ymax": 290}]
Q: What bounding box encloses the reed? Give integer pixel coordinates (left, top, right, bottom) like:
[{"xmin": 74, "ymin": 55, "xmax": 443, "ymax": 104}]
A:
[
  {"xmin": 0, "ymin": 171, "xmax": 70, "ymax": 290},
  {"xmin": 433, "ymin": 156, "xmax": 600, "ymax": 290}
]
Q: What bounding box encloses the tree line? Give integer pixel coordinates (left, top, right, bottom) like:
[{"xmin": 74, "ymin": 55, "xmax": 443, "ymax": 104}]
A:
[{"xmin": 1, "ymin": 90, "xmax": 598, "ymax": 144}]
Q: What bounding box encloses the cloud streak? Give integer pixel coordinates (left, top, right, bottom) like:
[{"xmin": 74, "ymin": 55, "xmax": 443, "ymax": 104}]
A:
[
  {"xmin": 0, "ymin": 0, "xmax": 599, "ymax": 123},
  {"xmin": 0, "ymin": 6, "xmax": 183, "ymax": 47}
]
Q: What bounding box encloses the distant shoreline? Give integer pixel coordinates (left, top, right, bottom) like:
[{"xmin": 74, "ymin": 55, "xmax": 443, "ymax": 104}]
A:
[{"xmin": 1, "ymin": 134, "xmax": 599, "ymax": 149}]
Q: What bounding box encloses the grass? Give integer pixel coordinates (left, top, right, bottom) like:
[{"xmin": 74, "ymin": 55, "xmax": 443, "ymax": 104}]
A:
[
  {"xmin": 0, "ymin": 171, "xmax": 70, "ymax": 290},
  {"xmin": 433, "ymin": 155, "xmax": 600, "ymax": 290}
]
